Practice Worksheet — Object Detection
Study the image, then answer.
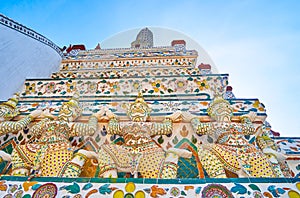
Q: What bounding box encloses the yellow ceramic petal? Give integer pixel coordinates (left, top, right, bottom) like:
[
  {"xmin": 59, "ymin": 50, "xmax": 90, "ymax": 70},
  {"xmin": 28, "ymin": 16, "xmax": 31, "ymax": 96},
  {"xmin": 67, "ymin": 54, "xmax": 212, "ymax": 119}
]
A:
[
  {"xmin": 125, "ymin": 182, "xmax": 136, "ymax": 193},
  {"xmin": 288, "ymin": 190, "xmax": 300, "ymax": 198},
  {"xmin": 135, "ymin": 190, "xmax": 145, "ymax": 198},
  {"xmin": 113, "ymin": 190, "xmax": 124, "ymax": 198},
  {"xmin": 296, "ymin": 182, "xmax": 300, "ymax": 191}
]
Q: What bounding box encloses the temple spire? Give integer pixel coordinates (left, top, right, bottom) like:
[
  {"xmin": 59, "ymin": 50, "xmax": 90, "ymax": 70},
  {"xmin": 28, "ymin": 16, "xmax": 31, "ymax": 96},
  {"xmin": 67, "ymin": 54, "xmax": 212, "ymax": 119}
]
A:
[{"xmin": 131, "ymin": 27, "xmax": 153, "ymax": 48}]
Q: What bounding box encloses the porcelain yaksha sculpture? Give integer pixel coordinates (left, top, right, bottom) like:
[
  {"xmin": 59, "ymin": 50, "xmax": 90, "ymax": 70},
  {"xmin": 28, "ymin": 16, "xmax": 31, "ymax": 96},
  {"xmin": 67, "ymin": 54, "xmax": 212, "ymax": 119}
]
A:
[
  {"xmin": 0, "ymin": 93, "xmax": 42, "ymax": 162},
  {"xmin": 9, "ymin": 92, "xmax": 104, "ymax": 177},
  {"xmin": 256, "ymin": 122, "xmax": 287, "ymax": 177},
  {"xmin": 0, "ymin": 93, "xmax": 42, "ymax": 134},
  {"xmin": 184, "ymin": 95, "xmax": 278, "ymax": 178},
  {"xmin": 97, "ymin": 92, "xmax": 191, "ymax": 178}
]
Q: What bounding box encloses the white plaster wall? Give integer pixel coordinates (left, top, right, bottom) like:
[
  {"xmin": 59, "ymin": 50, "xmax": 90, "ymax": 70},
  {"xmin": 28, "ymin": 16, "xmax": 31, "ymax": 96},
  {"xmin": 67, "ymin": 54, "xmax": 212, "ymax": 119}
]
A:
[{"xmin": 0, "ymin": 24, "xmax": 62, "ymax": 100}]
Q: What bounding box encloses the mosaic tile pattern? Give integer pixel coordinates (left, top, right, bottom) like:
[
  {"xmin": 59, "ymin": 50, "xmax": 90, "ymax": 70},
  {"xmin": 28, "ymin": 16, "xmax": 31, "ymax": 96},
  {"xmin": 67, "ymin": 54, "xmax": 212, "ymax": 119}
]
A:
[
  {"xmin": 52, "ymin": 67, "xmax": 206, "ymax": 79},
  {"xmin": 15, "ymin": 98, "xmax": 267, "ymax": 116},
  {"xmin": 64, "ymin": 46, "xmax": 197, "ymax": 62},
  {"xmin": 21, "ymin": 75, "xmax": 228, "ymax": 98},
  {"xmin": 0, "ymin": 177, "xmax": 300, "ymax": 198}
]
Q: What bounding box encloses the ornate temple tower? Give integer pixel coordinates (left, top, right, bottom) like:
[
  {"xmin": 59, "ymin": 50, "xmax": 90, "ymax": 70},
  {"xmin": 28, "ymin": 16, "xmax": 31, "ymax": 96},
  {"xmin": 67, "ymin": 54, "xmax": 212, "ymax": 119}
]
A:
[
  {"xmin": 131, "ymin": 27, "xmax": 153, "ymax": 48},
  {"xmin": 0, "ymin": 26, "xmax": 300, "ymax": 198}
]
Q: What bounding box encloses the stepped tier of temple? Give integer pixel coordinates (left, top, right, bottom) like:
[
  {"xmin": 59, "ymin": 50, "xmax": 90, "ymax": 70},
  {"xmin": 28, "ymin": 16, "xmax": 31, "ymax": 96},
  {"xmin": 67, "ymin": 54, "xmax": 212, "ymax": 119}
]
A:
[{"xmin": 0, "ymin": 26, "xmax": 300, "ymax": 198}]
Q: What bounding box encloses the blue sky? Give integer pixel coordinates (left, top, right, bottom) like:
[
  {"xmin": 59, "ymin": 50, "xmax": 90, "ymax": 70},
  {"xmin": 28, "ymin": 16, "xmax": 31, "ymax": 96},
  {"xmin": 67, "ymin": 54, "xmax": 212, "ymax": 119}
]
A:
[{"xmin": 1, "ymin": 0, "xmax": 300, "ymax": 136}]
